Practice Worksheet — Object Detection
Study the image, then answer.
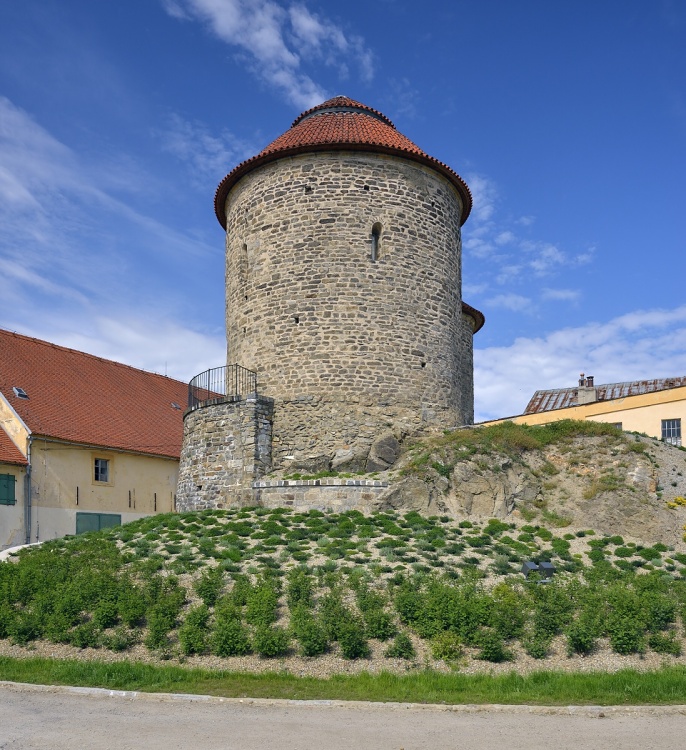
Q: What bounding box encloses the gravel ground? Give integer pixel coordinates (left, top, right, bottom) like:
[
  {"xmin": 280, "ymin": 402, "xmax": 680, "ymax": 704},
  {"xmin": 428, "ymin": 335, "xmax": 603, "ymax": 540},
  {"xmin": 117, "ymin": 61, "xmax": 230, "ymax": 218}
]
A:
[{"xmin": 1, "ymin": 632, "xmax": 684, "ymax": 678}]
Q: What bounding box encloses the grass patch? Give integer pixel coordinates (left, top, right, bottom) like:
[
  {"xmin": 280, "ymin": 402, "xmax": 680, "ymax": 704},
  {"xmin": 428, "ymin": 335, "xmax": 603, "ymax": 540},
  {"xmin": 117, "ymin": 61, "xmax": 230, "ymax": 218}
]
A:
[{"xmin": 2, "ymin": 657, "xmax": 686, "ymax": 705}]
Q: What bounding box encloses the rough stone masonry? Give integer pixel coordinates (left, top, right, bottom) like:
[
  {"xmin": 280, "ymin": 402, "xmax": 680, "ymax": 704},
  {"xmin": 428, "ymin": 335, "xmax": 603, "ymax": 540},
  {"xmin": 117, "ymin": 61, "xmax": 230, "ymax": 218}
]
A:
[{"xmin": 176, "ymin": 96, "xmax": 483, "ymax": 512}]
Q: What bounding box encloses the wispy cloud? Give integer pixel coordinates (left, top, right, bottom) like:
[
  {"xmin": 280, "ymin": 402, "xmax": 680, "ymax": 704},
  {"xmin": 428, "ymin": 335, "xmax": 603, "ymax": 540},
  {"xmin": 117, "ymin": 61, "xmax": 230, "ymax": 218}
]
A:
[
  {"xmin": 474, "ymin": 304, "xmax": 686, "ymax": 421},
  {"xmin": 542, "ymin": 288, "xmax": 581, "ymax": 302},
  {"xmin": 486, "ymin": 293, "xmax": 532, "ymax": 312},
  {"xmin": 0, "ymin": 96, "xmax": 222, "ymax": 374},
  {"xmin": 463, "ymin": 172, "xmax": 595, "ymax": 312},
  {"xmin": 157, "ymin": 113, "xmax": 256, "ymax": 188},
  {"xmin": 163, "ymin": 0, "xmax": 374, "ymax": 108},
  {"xmin": 5, "ymin": 314, "xmax": 225, "ymax": 383}
]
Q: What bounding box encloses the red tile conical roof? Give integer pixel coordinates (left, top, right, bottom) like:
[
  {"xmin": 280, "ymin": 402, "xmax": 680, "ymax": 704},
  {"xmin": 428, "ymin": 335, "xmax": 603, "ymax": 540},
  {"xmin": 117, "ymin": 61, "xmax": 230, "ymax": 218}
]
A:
[{"xmin": 215, "ymin": 96, "xmax": 471, "ymax": 227}]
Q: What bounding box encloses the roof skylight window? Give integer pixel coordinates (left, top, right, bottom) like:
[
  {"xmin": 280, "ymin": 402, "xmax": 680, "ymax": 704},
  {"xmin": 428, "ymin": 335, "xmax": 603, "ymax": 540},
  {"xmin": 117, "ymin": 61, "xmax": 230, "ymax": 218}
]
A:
[
  {"xmin": 171, "ymin": 402, "xmax": 181, "ymax": 410},
  {"xmin": 12, "ymin": 387, "xmax": 29, "ymax": 399}
]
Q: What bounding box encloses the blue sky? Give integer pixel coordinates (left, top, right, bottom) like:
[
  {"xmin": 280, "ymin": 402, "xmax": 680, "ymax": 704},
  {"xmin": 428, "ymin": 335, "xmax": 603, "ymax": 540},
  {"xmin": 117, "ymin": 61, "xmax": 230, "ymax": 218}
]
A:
[{"xmin": 1, "ymin": 0, "xmax": 685, "ymax": 421}]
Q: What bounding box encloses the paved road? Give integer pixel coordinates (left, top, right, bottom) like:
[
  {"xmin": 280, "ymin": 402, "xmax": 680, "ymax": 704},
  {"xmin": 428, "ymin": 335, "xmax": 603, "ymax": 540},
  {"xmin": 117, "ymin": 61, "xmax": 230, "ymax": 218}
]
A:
[{"xmin": 1, "ymin": 683, "xmax": 684, "ymax": 750}]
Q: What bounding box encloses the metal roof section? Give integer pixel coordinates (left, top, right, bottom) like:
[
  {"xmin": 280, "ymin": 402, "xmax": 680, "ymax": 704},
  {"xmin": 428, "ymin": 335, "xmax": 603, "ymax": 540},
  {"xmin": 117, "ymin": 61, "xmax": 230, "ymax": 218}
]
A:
[{"xmin": 525, "ymin": 375, "xmax": 686, "ymax": 414}]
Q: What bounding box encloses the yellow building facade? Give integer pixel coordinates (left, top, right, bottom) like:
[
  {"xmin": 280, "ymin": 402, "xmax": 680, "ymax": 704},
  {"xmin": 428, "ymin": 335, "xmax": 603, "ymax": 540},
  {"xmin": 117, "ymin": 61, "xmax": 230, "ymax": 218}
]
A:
[
  {"xmin": 483, "ymin": 376, "xmax": 686, "ymax": 445},
  {"xmin": 0, "ymin": 330, "xmax": 188, "ymax": 550}
]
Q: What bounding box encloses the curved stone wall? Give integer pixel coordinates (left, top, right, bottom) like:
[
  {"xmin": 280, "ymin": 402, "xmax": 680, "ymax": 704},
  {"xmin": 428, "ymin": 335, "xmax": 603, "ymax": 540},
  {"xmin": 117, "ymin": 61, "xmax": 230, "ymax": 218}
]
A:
[
  {"xmin": 223, "ymin": 151, "xmax": 473, "ymax": 467},
  {"xmin": 176, "ymin": 396, "xmax": 273, "ymax": 511}
]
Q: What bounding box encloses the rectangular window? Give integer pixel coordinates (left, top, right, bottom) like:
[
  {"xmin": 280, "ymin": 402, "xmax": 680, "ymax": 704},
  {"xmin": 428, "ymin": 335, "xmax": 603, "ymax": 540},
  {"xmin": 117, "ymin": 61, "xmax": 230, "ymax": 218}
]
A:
[
  {"xmin": 94, "ymin": 458, "xmax": 109, "ymax": 483},
  {"xmin": 661, "ymin": 419, "xmax": 682, "ymax": 446},
  {"xmin": 0, "ymin": 474, "xmax": 17, "ymax": 505},
  {"xmin": 610, "ymin": 422, "xmax": 622, "ymax": 430}
]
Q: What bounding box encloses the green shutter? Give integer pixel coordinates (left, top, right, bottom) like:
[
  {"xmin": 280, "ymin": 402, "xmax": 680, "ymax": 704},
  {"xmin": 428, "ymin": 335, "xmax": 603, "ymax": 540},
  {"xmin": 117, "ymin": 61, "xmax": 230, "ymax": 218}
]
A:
[{"xmin": 0, "ymin": 474, "xmax": 17, "ymax": 505}]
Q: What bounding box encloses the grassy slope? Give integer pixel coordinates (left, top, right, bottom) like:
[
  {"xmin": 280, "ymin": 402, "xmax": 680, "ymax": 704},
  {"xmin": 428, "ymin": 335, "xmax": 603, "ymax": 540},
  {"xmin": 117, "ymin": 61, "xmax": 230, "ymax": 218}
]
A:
[{"xmin": 2, "ymin": 422, "xmax": 686, "ymax": 703}]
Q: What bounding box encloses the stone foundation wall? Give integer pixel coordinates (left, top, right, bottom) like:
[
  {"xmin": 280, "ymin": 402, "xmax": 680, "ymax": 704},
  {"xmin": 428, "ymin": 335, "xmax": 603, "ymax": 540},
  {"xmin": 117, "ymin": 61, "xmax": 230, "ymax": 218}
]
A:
[
  {"xmin": 253, "ymin": 478, "xmax": 389, "ymax": 513},
  {"xmin": 176, "ymin": 395, "xmax": 273, "ymax": 511}
]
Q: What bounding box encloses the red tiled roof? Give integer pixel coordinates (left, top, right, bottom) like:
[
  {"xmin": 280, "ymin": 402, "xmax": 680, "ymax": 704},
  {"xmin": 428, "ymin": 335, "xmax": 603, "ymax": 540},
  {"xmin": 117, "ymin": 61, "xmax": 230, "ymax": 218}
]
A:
[
  {"xmin": 215, "ymin": 96, "xmax": 472, "ymax": 228},
  {"xmin": 461, "ymin": 301, "xmax": 485, "ymax": 334},
  {"xmin": 524, "ymin": 376, "xmax": 686, "ymax": 414},
  {"xmin": 0, "ymin": 329, "xmax": 188, "ymax": 459},
  {"xmin": 0, "ymin": 428, "xmax": 27, "ymax": 466}
]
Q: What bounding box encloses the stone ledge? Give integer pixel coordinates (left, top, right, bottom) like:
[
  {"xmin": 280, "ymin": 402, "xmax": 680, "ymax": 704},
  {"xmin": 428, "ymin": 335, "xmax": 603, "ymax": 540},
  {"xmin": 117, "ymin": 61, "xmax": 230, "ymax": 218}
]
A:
[{"xmin": 253, "ymin": 479, "xmax": 389, "ymax": 489}]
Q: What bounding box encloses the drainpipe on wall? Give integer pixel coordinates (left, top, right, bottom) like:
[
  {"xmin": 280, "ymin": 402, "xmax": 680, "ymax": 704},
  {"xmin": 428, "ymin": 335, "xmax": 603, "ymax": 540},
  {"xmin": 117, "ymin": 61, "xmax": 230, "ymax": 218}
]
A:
[{"xmin": 24, "ymin": 435, "xmax": 32, "ymax": 545}]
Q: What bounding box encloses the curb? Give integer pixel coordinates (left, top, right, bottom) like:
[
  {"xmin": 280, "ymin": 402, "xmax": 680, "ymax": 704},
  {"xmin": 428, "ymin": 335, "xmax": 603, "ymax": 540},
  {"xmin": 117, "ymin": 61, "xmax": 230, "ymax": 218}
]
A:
[{"xmin": 2, "ymin": 681, "xmax": 686, "ymax": 716}]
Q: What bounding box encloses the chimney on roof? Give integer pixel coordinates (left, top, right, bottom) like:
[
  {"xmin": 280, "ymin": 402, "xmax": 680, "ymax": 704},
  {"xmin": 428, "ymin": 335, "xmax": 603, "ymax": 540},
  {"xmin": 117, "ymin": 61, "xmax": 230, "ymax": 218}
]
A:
[{"xmin": 577, "ymin": 373, "xmax": 597, "ymax": 405}]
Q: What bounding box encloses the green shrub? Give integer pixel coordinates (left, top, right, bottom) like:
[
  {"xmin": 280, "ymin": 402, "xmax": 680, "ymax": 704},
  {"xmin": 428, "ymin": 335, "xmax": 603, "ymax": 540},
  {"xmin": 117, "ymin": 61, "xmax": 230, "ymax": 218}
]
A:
[
  {"xmin": 430, "ymin": 631, "xmax": 463, "ymax": 662},
  {"xmin": 118, "ymin": 584, "xmax": 147, "ymax": 627},
  {"xmin": 363, "ymin": 608, "xmax": 397, "ymax": 641},
  {"xmin": 210, "ymin": 616, "xmax": 252, "ymax": 657},
  {"xmin": 384, "ymin": 632, "xmax": 416, "ymax": 659},
  {"xmin": 490, "ymin": 583, "xmax": 528, "ymax": 640},
  {"xmin": 648, "ymin": 631, "xmax": 682, "ymax": 656},
  {"xmin": 641, "ymin": 592, "xmax": 676, "ymax": 632},
  {"xmin": 101, "ymin": 626, "xmax": 139, "ymax": 652},
  {"xmin": 293, "ymin": 616, "xmax": 328, "ymax": 657},
  {"xmin": 566, "ymin": 619, "xmax": 597, "ymax": 656},
  {"xmin": 67, "ymin": 620, "xmax": 101, "ymax": 649},
  {"xmin": 8, "ymin": 610, "xmax": 42, "ymax": 645},
  {"xmin": 530, "ymin": 581, "xmax": 574, "ymax": 638},
  {"xmin": 338, "ymin": 619, "xmax": 370, "ymax": 659},
  {"xmin": 551, "ymin": 538, "xmax": 571, "ymax": 556},
  {"xmin": 194, "ymin": 567, "xmax": 224, "ymax": 607},
  {"xmin": 607, "ymin": 614, "xmax": 644, "ymax": 655},
  {"xmin": 253, "ymin": 625, "xmax": 290, "ymax": 657},
  {"xmin": 319, "ymin": 591, "xmax": 353, "ymax": 641},
  {"xmin": 92, "ymin": 598, "xmax": 119, "ymax": 630},
  {"xmin": 178, "ymin": 605, "xmax": 210, "ymax": 655},
  {"xmin": 286, "ymin": 568, "xmax": 314, "ymax": 610},
  {"xmin": 522, "ymin": 632, "xmax": 550, "ymax": 659},
  {"xmin": 477, "ymin": 628, "xmax": 511, "ymax": 662},
  {"xmin": 245, "ymin": 581, "xmax": 279, "ymax": 626}
]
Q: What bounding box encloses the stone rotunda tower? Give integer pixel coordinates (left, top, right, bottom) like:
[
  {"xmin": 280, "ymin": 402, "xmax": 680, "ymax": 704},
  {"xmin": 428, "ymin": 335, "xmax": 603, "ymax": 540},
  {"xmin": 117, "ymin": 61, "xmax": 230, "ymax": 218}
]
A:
[{"xmin": 177, "ymin": 96, "xmax": 483, "ymax": 510}]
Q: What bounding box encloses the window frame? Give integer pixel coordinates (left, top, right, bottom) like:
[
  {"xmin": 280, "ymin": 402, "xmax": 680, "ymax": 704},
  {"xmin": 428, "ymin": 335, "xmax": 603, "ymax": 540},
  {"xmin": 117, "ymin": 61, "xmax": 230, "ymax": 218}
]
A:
[
  {"xmin": 661, "ymin": 418, "xmax": 682, "ymax": 446},
  {"xmin": 93, "ymin": 457, "xmax": 111, "ymax": 484}
]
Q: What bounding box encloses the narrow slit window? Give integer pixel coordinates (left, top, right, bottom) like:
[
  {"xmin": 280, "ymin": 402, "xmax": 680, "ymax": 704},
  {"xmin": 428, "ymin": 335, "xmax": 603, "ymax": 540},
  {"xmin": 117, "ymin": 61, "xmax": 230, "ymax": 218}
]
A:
[{"xmin": 371, "ymin": 223, "xmax": 382, "ymax": 262}]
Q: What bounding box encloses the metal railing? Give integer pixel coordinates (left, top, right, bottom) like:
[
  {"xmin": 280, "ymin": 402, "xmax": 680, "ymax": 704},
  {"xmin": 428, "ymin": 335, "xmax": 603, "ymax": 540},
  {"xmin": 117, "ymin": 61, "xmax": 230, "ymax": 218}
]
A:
[{"xmin": 187, "ymin": 364, "xmax": 257, "ymax": 410}]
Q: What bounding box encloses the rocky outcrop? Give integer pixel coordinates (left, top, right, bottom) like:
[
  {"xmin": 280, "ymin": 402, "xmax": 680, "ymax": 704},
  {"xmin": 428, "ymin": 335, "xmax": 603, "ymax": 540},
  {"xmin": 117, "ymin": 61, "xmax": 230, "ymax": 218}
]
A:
[{"xmin": 370, "ymin": 433, "xmax": 686, "ymax": 546}]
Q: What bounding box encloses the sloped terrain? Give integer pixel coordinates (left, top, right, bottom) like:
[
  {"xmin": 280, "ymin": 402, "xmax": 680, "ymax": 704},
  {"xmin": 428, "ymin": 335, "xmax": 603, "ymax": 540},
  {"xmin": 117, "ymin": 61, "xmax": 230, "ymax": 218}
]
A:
[
  {"xmin": 2, "ymin": 422, "xmax": 686, "ymax": 677},
  {"xmin": 377, "ymin": 421, "xmax": 686, "ymax": 546}
]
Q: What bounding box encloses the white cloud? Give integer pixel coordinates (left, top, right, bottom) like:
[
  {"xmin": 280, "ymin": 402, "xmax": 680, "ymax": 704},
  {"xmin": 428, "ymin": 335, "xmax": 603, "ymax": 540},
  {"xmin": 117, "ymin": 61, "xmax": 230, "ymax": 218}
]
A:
[
  {"xmin": 486, "ymin": 293, "xmax": 532, "ymax": 312},
  {"xmin": 466, "ymin": 173, "xmax": 497, "ymax": 224},
  {"xmin": 461, "ymin": 170, "xmax": 595, "ymax": 310},
  {"xmin": 158, "ymin": 114, "xmax": 255, "ymax": 187},
  {"xmin": 164, "ymin": 0, "xmax": 373, "ymax": 108},
  {"xmin": 6, "ymin": 314, "xmax": 225, "ymax": 384},
  {"xmin": 542, "ymin": 288, "xmax": 581, "ymax": 302},
  {"xmin": 526, "ymin": 242, "xmax": 567, "ymax": 276},
  {"xmin": 0, "ymin": 96, "xmax": 223, "ymax": 383},
  {"xmin": 495, "ymin": 230, "xmax": 515, "ymax": 246},
  {"xmin": 474, "ymin": 304, "xmax": 686, "ymax": 421}
]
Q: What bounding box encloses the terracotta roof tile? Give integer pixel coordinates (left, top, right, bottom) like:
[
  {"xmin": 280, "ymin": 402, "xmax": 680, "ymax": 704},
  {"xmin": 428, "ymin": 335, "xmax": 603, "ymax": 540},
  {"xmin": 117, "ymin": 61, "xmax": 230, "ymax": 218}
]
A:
[
  {"xmin": 215, "ymin": 96, "xmax": 471, "ymax": 228},
  {"xmin": 0, "ymin": 329, "xmax": 187, "ymax": 459},
  {"xmin": 0, "ymin": 428, "xmax": 27, "ymax": 466},
  {"xmin": 525, "ymin": 376, "xmax": 686, "ymax": 414}
]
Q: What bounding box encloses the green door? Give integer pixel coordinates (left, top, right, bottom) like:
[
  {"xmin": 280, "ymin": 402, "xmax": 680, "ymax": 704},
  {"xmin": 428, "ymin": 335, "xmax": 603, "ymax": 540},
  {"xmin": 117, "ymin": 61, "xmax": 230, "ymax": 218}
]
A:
[{"xmin": 76, "ymin": 512, "xmax": 122, "ymax": 534}]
